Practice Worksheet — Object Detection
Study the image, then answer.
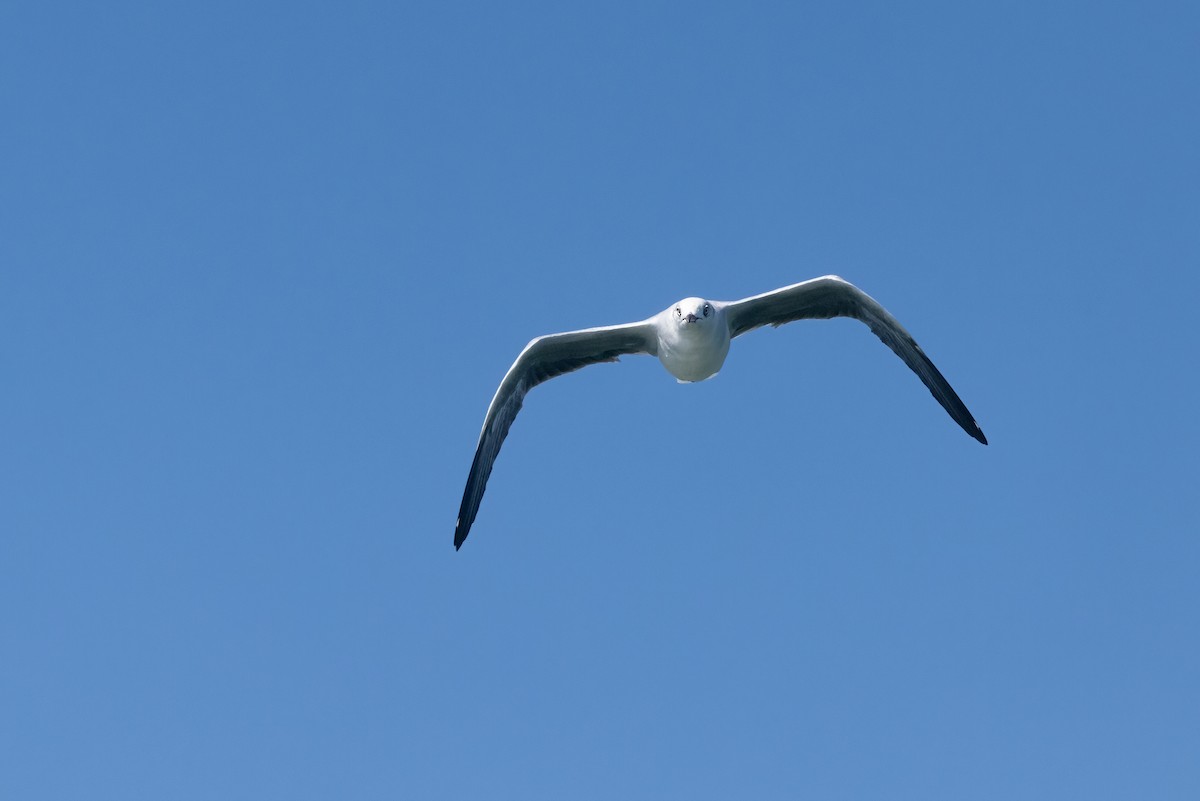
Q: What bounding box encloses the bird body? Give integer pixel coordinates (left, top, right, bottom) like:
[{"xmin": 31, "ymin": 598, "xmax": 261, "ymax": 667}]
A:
[
  {"xmin": 655, "ymin": 297, "xmax": 731, "ymax": 382},
  {"xmin": 454, "ymin": 276, "xmax": 986, "ymax": 549}
]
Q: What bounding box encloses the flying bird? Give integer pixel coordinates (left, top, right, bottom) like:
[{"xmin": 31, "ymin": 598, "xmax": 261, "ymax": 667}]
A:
[{"xmin": 454, "ymin": 275, "xmax": 986, "ymax": 549}]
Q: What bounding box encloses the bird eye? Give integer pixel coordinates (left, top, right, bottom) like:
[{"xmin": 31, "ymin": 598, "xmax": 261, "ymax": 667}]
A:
[
  {"xmin": 675, "ymin": 307, "xmax": 681, "ymax": 317},
  {"xmin": 703, "ymin": 303, "xmax": 711, "ymax": 316}
]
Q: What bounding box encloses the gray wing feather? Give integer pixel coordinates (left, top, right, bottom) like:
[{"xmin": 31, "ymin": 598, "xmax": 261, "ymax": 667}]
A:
[
  {"xmin": 723, "ymin": 276, "xmax": 987, "ymax": 445},
  {"xmin": 455, "ymin": 320, "xmax": 656, "ymax": 549}
]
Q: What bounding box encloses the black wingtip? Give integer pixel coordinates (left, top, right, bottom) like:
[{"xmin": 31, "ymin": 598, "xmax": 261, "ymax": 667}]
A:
[
  {"xmin": 974, "ymin": 428, "xmax": 988, "ymax": 446},
  {"xmin": 454, "ymin": 522, "xmax": 467, "ymax": 550}
]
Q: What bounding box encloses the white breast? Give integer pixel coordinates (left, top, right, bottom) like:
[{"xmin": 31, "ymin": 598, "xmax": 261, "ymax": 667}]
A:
[{"xmin": 656, "ymin": 313, "xmax": 731, "ymax": 383}]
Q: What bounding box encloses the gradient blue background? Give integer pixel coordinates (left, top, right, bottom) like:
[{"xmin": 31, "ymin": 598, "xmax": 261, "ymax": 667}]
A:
[{"xmin": 3, "ymin": 2, "xmax": 1198, "ymax": 798}]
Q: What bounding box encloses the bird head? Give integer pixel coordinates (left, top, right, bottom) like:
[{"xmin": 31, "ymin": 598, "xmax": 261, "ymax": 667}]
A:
[{"xmin": 673, "ymin": 297, "xmax": 714, "ymax": 328}]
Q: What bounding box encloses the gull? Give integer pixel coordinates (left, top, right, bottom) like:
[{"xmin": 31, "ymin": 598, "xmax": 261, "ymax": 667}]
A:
[{"xmin": 454, "ymin": 275, "xmax": 986, "ymax": 549}]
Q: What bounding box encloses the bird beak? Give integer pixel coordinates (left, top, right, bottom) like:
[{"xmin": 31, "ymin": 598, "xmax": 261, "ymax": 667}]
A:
[{"xmin": 684, "ymin": 313, "xmax": 698, "ymax": 323}]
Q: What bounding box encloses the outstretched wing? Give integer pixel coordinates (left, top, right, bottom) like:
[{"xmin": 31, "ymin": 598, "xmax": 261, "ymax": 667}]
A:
[
  {"xmin": 722, "ymin": 275, "xmax": 987, "ymax": 445},
  {"xmin": 455, "ymin": 320, "xmax": 657, "ymax": 549}
]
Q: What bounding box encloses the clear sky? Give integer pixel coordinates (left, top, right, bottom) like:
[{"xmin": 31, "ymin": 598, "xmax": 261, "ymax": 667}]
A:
[{"xmin": 3, "ymin": 1, "xmax": 1198, "ymax": 798}]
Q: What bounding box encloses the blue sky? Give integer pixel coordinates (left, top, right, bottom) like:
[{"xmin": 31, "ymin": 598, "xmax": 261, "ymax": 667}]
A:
[{"xmin": 2, "ymin": 1, "xmax": 1198, "ymax": 798}]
